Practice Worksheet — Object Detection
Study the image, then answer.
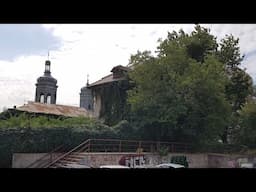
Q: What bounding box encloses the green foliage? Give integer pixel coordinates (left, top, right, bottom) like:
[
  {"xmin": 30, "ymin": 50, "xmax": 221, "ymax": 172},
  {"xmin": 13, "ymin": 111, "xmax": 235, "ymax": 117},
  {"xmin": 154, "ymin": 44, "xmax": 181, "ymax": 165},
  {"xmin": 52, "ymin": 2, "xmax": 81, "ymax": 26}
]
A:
[
  {"xmin": 0, "ymin": 114, "xmax": 98, "ymax": 129},
  {"xmin": 253, "ymin": 85, "xmax": 256, "ymax": 96},
  {"xmin": 100, "ymin": 80, "xmax": 131, "ymax": 126},
  {"xmin": 216, "ymin": 34, "xmax": 253, "ymax": 143},
  {"xmin": 217, "ymin": 35, "xmax": 243, "ymax": 69},
  {"xmin": 0, "ymin": 114, "xmax": 120, "ymax": 167},
  {"xmin": 194, "ymin": 142, "xmax": 248, "ymax": 154},
  {"xmin": 234, "ymin": 101, "xmax": 256, "ymax": 147},
  {"xmin": 158, "ymin": 145, "xmax": 169, "ymax": 156},
  {"xmin": 225, "ymin": 68, "xmax": 253, "ymax": 112},
  {"xmin": 170, "ymin": 155, "xmax": 189, "ymax": 168},
  {"xmin": 218, "ymin": 35, "xmax": 253, "ymax": 114},
  {"xmin": 128, "ymin": 25, "xmax": 235, "ymax": 144},
  {"xmin": 112, "ymin": 120, "xmax": 137, "ymax": 139}
]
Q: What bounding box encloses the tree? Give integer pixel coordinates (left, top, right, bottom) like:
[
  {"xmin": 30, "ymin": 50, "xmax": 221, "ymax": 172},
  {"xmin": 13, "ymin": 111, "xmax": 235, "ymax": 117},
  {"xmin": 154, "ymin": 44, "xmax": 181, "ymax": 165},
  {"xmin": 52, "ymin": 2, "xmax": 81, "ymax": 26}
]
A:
[
  {"xmin": 217, "ymin": 35, "xmax": 253, "ymax": 143},
  {"xmin": 253, "ymin": 85, "xmax": 256, "ymax": 95},
  {"xmin": 218, "ymin": 34, "xmax": 253, "ymax": 111},
  {"xmin": 234, "ymin": 100, "xmax": 256, "ymax": 147},
  {"xmin": 128, "ymin": 25, "xmax": 233, "ymax": 144}
]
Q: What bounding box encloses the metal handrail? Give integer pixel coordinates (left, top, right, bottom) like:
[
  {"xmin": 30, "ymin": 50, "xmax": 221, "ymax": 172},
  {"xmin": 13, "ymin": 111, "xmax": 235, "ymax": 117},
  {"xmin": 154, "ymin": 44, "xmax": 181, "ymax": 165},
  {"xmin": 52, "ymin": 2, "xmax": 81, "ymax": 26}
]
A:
[
  {"xmin": 89, "ymin": 138, "xmax": 190, "ymax": 145},
  {"xmin": 26, "ymin": 144, "xmax": 64, "ymax": 168},
  {"xmin": 44, "ymin": 139, "xmax": 91, "ymax": 168},
  {"xmin": 44, "ymin": 138, "xmax": 192, "ymax": 168}
]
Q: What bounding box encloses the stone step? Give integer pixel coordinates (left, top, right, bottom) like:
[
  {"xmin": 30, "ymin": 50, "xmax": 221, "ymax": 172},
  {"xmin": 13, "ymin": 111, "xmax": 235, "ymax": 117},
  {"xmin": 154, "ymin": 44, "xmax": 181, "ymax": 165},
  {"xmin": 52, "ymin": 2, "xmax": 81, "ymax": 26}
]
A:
[
  {"xmin": 68, "ymin": 154, "xmax": 87, "ymax": 159},
  {"xmin": 49, "ymin": 163, "xmax": 63, "ymax": 168},
  {"xmin": 58, "ymin": 160, "xmax": 75, "ymax": 164},
  {"xmin": 72, "ymin": 152, "xmax": 89, "ymax": 155},
  {"xmin": 63, "ymin": 157, "xmax": 83, "ymax": 162}
]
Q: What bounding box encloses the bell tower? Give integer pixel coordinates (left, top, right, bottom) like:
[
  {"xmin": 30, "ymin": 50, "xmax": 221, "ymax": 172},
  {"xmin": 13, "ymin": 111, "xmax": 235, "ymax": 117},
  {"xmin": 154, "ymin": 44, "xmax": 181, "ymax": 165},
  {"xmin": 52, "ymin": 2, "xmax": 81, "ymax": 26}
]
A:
[{"xmin": 35, "ymin": 59, "xmax": 58, "ymax": 104}]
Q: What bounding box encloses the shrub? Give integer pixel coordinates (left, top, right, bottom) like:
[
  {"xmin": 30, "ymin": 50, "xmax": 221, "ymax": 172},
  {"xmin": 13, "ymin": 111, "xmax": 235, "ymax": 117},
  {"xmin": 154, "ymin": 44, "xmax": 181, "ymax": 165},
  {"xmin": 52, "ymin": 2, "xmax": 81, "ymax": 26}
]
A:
[
  {"xmin": 170, "ymin": 155, "xmax": 189, "ymax": 168},
  {"xmin": 158, "ymin": 145, "xmax": 169, "ymax": 156},
  {"xmin": 0, "ymin": 114, "xmax": 118, "ymax": 167}
]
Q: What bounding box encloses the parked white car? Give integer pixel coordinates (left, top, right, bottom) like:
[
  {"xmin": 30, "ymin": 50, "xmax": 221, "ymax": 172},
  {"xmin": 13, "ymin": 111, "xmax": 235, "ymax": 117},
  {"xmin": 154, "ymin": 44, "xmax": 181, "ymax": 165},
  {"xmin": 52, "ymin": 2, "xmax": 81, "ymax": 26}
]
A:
[
  {"xmin": 240, "ymin": 163, "xmax": 254, "ymax": 168},
  {"xmin": 64, "ymin": 163, "xmax": 91, "ymax": 168},
  {"xmin": 155, "ymin": 163, "xmax": 185, "ymax": 168},
  {"xmin": 100, "ymin": 165, "xmax": 130, "ymax": 169}
]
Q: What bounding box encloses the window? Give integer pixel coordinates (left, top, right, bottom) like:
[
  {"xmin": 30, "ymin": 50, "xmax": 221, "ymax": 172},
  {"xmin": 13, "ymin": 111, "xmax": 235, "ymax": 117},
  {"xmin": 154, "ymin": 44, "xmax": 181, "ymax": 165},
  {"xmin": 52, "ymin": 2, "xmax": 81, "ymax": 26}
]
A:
[
  {"xmin": 47, "ymin": 95, "xmax": 51, "ymax": 104},
  {"xmin": 40, "ymin": 94, "xmax": 44, "ymax": 103},
  {"xmin": 45, "ymin": 65, "xmax": 50, "ymax": 71}
]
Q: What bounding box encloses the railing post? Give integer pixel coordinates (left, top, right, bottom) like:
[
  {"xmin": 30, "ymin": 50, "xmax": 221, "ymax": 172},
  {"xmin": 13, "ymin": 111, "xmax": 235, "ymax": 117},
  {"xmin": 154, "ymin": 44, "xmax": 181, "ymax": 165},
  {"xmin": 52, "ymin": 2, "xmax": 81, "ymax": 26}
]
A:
[
  {"xmin": 119, "ymin": 140, "xmax": 122, "ymax": 152},
  {"xmin": 139, "ymin": 141, "xmax": 142, "ymax": 153},
  {"xmin": 150, "ymin": 144, "xmax": 153, "ymax": 153},
  {"xmin": 88, "ymin": 139, "xmax": 91, "ymax": 152},
  {"xmin": 50, "ymin": 152, "xmax": 53, "ymax": 163}
]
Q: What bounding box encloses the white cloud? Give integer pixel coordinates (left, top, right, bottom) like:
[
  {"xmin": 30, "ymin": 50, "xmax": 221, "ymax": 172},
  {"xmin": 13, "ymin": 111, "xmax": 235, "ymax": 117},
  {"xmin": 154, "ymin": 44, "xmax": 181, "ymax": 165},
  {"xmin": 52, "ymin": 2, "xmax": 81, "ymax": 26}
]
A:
[
  {"xmin": 201, "ymin": 24, "xmax": 256, "ymax": 55},
  {"xmin": 242, "ymin": 53, "xmax": 256, "ymax": 84},
  {"xmin": 1, "ymin": 24, "xmax": 256, "ymax": 112}
]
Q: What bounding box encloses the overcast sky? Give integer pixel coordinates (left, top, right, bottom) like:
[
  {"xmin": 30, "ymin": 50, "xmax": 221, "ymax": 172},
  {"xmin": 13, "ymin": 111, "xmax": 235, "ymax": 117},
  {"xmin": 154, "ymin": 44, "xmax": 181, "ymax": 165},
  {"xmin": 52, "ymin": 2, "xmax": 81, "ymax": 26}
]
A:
[{"xmin": 0, "ymin": 24, "xmax": 256, "ymax": 111}]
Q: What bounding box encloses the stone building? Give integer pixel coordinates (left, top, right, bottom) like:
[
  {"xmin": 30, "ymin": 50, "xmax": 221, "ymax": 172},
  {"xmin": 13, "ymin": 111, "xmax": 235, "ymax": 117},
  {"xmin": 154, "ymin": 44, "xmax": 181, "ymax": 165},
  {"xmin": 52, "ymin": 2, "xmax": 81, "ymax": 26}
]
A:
[
  {"xmin": 80, "ymin": 65, "xmax": 130, "ymax": 119},
  {"xmin": 2, "ymin": 59, "xmax": 94, "ymax": 120},
  {"xmin": 80, "ymin": 77, "xmax": 93, "ymax": 111},
  {"xmin": 35, "ymin": 60, "xmax": 58, "ymax": 104}
]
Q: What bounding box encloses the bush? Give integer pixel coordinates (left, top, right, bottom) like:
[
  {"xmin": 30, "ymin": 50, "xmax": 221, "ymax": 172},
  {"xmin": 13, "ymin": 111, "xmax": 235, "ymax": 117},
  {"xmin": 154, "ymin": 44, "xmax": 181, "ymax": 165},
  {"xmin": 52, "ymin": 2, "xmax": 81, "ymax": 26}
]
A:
[
  {"xmin": 0, "ymin": 115, "xmax": 118, "ymax": 167},
  {"xmin": 158, "ymin": 145, "xmax": 169, "ymax": 156},
  {"xmin": 170, "ymin": 155, "xmax": 189, "ymax": 168},
  {"xmin": 112, "ymin": 120, "xmax": 138, "ymax": 139},
  {"xmin": 194, "ymin": 143, "xmax": 248, "ymax": 153}
]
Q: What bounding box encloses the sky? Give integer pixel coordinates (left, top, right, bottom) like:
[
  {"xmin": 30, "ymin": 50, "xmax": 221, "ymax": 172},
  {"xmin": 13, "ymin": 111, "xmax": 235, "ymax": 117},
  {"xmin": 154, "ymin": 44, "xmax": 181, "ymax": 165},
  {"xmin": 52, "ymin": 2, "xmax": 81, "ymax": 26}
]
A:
[{"xmin": 0, "ymin": 24, "xmax": 256, "ymax": 111}]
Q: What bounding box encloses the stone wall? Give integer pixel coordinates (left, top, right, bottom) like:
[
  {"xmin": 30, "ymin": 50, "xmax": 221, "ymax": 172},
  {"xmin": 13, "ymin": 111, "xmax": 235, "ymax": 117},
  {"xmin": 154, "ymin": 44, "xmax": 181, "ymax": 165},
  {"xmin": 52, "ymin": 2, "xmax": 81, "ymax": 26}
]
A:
[
  {"xmin": 12, "ymin": 153, "xmax": 63, "ymax": 168},
  {"xmin": 207, "ymin": 153, "xmax": 256, "ymax": 168},
  {"xmin": 13, "ymin": 152, "xmax": 256, "ymax": 168},
  {"xmin": 12, "ymin": 152, "xmax": 208, "ymax": 168},
  {"xmin": 13, "ymin": 153, "xmax": 47, "ymax": 168}
]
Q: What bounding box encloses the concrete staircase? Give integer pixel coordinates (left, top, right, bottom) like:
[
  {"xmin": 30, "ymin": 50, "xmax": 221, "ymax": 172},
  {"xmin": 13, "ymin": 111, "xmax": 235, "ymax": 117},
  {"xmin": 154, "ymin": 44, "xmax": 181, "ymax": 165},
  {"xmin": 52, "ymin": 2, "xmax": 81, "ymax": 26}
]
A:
[
  {"xmin": 45, "ymin": 139, "xmax": 91, "ymax": 168},
  {"xmin": 39, "ymin": 138, "xmax": 191, "ymax": 168},
  {"xmin": 49, "ymin": 152, "xmax": 88, "ymax": 168}
]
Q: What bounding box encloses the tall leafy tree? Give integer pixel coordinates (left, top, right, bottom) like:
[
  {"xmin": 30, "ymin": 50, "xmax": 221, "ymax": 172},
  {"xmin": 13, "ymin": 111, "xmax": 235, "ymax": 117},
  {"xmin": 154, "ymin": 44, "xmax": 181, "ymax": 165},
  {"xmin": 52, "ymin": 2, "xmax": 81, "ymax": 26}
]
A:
[
  {"xmin": 218, "ymin": 34, "xmax": 253, "ymax": 111},
  {"xmin": 217, "ymin": 35, "xmax": 253, "ymax": 143},
  {"xmin": 128, "ymin": 25, "xmax": 232, "ymax": 144},
  {"xmin": 234, "ymin": 100, "xmax": 256, "ymax": 147}
]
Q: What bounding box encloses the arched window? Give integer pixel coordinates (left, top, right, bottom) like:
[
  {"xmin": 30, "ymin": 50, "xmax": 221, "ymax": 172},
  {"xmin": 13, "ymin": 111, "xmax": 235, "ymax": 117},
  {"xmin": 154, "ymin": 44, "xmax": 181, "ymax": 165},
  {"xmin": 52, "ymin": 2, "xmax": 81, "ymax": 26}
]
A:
[
  {"xmin": 47, "ymin": 95, "xmax": 51, "ymax": 104},
  {"xmin": 40, "ymin": 94, "xmax": 44, "ymax": 103},
  {"xmin": 88, "ymin": 104, "xmax": 91, "ymax": 110}
]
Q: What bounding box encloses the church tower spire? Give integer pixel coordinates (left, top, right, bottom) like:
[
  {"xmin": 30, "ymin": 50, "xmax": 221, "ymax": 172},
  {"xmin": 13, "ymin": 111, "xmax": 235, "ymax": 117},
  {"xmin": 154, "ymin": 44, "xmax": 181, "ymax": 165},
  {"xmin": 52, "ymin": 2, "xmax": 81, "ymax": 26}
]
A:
[
  {"xmin": 87, "ymin": 74, "xmax": 89, "ymax": 86},
  {"xmin": 44, "ymin": 51, "xmax": 51, "ymax": 75},
  {"xmin": 35, "ymin": 57, "xmax": 58, "ymax": 104}
]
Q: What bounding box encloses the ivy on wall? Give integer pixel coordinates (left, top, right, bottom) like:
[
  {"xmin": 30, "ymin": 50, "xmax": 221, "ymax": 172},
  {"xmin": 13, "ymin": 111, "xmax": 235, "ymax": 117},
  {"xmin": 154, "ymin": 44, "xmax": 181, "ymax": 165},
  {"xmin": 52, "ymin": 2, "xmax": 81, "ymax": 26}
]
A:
[{"xmin": 99, "ymin": 79, "xmax": 131, "ymax": 125}]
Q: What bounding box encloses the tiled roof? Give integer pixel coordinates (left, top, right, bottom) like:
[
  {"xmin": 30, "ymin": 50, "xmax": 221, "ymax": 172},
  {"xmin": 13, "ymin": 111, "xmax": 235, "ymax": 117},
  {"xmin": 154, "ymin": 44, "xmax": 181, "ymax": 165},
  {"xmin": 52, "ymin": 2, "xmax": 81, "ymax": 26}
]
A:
[
  {"xmin": 87, "ymin": 74, "xmax": 126, "ymax": 88},
  {"xmin": 111, "ymin": 65, "xmax": 130, "ymax": 72},
  {"xmin": 88, "ymin": 65, "xmax": 129, "ymax": 88},
  {"xmin": 16, "ymin": 101, "xmax": 92, "ymax": 117}
]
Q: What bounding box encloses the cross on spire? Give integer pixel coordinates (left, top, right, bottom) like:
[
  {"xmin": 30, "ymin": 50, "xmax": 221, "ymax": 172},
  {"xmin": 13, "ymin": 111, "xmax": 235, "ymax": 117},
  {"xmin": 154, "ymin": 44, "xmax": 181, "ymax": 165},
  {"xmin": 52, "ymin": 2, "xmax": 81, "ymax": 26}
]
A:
[{"xmin": 87, "ymin": 74, "xmax": 89, "ymax": 86}]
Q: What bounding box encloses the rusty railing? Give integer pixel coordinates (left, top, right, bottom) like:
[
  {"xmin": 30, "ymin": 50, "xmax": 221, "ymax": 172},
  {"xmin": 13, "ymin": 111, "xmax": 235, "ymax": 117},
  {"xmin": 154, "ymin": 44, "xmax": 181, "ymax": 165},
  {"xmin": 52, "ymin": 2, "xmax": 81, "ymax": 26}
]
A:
[
  {"xmin": 26, "ymin": 144, "xmax": 65, "ymax": 168},
  {"xmin": 43, "ymin": 138, "xmax": 191, "ymax": 168}
]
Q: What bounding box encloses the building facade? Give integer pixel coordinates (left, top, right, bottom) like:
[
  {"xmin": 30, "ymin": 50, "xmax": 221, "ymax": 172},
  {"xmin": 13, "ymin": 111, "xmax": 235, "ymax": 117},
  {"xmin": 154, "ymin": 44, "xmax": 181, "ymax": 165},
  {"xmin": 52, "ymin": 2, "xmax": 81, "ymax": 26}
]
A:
[
  {"xmin": 80, "ymin": 65, "xmax": 130, "ymax": 119},
  {"xmin": 80, "ymin": 78, "xmax": 94, "ymax": 111}
]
